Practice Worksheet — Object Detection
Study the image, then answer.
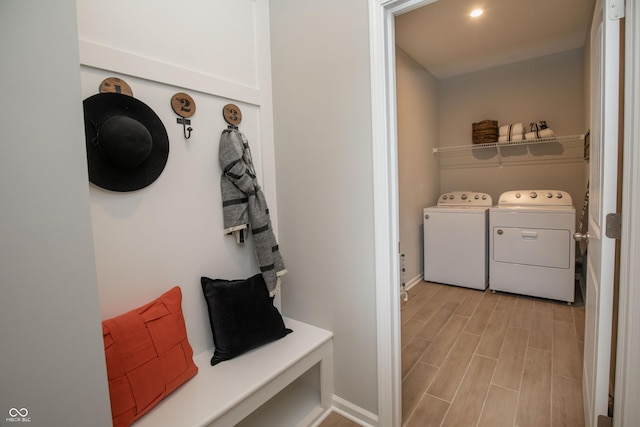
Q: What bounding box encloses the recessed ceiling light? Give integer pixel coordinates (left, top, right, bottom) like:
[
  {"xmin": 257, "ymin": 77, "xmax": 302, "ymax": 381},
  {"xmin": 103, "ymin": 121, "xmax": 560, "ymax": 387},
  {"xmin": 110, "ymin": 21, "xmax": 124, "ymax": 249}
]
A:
[{"xmin": 470, "ymin": 8, "xmax": 483, "ymax": 18}]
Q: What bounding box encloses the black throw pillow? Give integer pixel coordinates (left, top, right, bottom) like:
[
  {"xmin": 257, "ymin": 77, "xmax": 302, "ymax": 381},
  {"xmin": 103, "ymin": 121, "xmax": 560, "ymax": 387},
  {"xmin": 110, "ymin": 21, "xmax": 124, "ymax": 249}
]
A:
[{"xmin": 201, "ymin": 273, "xmax": 293, "ymax": 365}]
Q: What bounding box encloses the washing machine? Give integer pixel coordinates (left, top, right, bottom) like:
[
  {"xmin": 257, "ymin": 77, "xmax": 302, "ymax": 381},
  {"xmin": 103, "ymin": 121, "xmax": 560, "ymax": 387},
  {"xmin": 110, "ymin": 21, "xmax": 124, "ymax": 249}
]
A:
[
  {"xmin": 489, "ymin": 190, "xmax": 575, "ymax": 303},
  {"xmin": 423, "ymin": 191, "xmax": 492, "ymax": 290}
]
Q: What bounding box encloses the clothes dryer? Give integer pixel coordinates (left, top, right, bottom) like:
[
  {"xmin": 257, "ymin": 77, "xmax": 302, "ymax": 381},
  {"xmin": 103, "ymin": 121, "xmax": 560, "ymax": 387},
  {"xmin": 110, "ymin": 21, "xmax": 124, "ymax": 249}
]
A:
[
  {"xmin": 423, "ymin": 191, "xmax": 492, "ymax": 290},
  {"xmin": 489, "ymin": 190, "xmax": 575, "ymax": 303}
]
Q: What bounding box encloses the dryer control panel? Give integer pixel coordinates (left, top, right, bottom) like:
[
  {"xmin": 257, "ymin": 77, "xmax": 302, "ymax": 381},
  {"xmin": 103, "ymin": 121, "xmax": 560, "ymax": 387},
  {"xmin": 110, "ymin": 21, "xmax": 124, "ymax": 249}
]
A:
[
  {"xmin": 497, "ymin": 190, "xmax": 573, "ymax": 206},
  {"xmin": 437, "ymin": 191, "xmax": 492, "ymax": 207}
]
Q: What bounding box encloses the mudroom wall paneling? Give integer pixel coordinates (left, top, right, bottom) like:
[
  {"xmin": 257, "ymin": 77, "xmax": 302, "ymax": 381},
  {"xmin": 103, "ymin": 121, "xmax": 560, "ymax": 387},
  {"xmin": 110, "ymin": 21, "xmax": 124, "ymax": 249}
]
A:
[{"xmin": 76, "ymin": 0, "xmax": 277, "ymax": 356}]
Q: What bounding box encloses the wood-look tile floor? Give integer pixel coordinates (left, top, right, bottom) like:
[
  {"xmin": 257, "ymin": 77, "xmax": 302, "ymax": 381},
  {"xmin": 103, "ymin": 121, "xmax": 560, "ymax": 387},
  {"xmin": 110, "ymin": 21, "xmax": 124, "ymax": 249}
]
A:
[
  {"xmin": 317, "ymin": 411, "xmax": 362, "ymax": 427},
  {"xmin": 401, "ymin": 281, "xmax": 585, "ymax": 427}
]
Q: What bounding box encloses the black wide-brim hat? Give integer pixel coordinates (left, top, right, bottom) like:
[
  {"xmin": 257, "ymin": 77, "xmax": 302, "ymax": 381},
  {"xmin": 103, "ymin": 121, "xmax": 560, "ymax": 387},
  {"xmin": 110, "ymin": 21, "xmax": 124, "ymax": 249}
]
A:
[{"xmin": 83, "ymin": 93, "xmax": 169, "ymax": 192}]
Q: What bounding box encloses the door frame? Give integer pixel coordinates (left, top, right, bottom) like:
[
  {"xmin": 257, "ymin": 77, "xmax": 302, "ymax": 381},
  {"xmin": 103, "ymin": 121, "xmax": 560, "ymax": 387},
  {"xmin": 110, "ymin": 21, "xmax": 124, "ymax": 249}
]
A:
[
  {"xmin": 368, "ymin": 1, "xmax": 437, "ymax": 425},
  {"xmin": 368, "ymin": 0, "xmax": 640, "ymax": 425},
  {"xmin": 615, "ymin": 1, "xmax": 640, "ymax": 424}
]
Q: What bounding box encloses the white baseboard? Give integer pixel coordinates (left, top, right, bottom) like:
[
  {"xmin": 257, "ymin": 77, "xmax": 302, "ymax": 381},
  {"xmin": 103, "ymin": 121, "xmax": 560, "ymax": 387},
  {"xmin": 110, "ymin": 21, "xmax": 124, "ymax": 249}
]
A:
[
  {"xmin": 404, "ymin": 274, "xmax": 423, "ymax": 292},
  {"xmin": 311, "ymin": 395, "xmax": 379, "ymax": 427}
]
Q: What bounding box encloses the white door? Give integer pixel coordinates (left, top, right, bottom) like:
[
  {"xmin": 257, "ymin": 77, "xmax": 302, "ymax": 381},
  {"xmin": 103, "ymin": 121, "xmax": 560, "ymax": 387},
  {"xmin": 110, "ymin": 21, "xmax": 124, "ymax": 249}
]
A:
[{"xmin": 580, "ymin": 0, "xmax": 622, "ymax": 425}]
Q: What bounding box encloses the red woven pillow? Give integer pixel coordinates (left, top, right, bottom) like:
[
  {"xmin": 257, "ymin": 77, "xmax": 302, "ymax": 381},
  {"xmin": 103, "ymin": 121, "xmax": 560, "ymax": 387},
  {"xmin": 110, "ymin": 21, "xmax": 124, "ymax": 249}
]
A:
[{"xmin": 102, "ymin": 286, "xmax": 198, "ymax": 427}]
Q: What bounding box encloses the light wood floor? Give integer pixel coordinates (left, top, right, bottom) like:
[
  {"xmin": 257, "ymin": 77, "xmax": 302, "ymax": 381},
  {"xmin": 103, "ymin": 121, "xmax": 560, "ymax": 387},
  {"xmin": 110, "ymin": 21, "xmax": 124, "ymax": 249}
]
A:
[
  {"xmin": 318, "ymin": 280, "xmax": 585, "ymax": 427},
  {"xmin": 317, "ymin": 411, "xmax": 362, "ymax": 427},
  {"xmin": 401, "ymin": 281, "xmax": 585, "ymax": 427}
]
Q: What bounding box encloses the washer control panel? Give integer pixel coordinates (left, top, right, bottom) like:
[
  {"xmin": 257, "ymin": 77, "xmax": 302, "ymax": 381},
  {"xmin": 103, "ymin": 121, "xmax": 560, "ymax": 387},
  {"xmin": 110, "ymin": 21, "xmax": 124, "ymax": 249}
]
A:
[
  {"xmin": 497, "ymin": 190, "xmax": 572, "ymax": 206},
  {"xmin": 437, "ymin": 191, "xmax": 492, "ymax": 207}
]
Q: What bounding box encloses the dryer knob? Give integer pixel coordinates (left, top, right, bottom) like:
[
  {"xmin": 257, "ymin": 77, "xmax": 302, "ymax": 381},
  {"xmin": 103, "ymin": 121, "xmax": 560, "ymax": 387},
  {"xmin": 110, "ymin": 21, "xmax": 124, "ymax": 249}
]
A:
[
  {"xmin": 530, "ymin": 192, "xmax": 538, "ymax": 198},
  {"xmin": 474, "ymin": 194, "xmax": 480, "ymax": 200},
  {"xmin": 443, "ymin": 195, "xmax": 448, "ymax": 200},
  {"xmin": 546, "ymin": 192, "xmax": 553, "ymax": 198},
  {"xmin": 450, "ymin": 195, "xmax": 455, "ymax": 199},
  {"xmin": 556, "ymin": 193, "xmax": 563, "ymax": 198},
  {"xmin": 461, "ymin": 194, "xmax": 468, "ymax": 200},
  {"xmin": 515, "ymin": 193, "xmax": 521, "ymax": 198},
  {"xmin": 482, "ymin": 195, "xmax": 487, "ymax": 200}
]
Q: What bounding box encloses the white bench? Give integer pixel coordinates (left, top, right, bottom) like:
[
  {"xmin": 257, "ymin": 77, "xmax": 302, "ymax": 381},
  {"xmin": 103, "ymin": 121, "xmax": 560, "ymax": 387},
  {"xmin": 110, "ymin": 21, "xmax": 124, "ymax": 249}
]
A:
[{"xmin": 135, "ymin": 318, "xmax": 334, "ymax": 427}]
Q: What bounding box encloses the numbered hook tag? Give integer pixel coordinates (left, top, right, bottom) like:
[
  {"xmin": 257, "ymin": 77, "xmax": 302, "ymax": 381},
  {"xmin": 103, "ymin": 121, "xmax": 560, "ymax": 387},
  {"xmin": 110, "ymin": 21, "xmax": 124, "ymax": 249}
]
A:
[
  {"xmin": 223, "ymin": 104, "xmax": 242, "ymax": 127},
  {"xmin": 171, "ymin": 92, "xmax": 196, "ymax": 139},
  {"xmin": 99, "ymin": 77, "xmax": 133, "ymax": 97}
]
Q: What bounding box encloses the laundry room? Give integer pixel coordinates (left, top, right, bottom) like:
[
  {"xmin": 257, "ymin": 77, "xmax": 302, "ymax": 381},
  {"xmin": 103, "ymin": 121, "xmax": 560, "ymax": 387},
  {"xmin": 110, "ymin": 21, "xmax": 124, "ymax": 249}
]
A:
[
  {"xmin": 394, "ymin": 1, "xmax": 594, "ymax": 424},
  {"xmin": 394, "ymin": 0, "xmax": 592, "ymax": 290}
]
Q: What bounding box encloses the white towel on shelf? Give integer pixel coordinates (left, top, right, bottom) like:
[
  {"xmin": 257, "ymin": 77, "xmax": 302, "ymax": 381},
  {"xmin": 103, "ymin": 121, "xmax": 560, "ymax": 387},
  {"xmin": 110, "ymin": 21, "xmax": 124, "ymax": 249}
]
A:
[
  {"xmin": 524, "ymin": 128, "xmax": 554, "ymax": 140},
  {"xmin": 499, "ymin": 123, "xmax": 525, "ymax": 137},
  {"xmin": 529, "ymin": 121, "xmax": 548, "ymax": 132},
  {"xmin": 498, "ymin": 134, "xmax": 524, "ymax": 142}
]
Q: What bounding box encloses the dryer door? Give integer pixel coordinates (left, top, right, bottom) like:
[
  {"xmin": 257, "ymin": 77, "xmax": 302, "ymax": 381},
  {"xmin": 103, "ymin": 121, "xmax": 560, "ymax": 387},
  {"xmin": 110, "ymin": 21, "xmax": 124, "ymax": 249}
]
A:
[{"xmin": 492, "ymin": 227, "xmax": 572, "ymax": 269}]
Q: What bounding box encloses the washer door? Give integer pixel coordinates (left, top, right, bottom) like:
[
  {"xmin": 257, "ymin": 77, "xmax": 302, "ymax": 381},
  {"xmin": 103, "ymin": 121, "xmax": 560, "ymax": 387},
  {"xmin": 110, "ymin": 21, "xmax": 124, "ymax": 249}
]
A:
[
  {"xmin": 424, "ymin": 209, "xmax": 488, "ymax": 289},
  {"xmin": 492, "ymin": 227, "xmax": 571, "ymax": 269}
]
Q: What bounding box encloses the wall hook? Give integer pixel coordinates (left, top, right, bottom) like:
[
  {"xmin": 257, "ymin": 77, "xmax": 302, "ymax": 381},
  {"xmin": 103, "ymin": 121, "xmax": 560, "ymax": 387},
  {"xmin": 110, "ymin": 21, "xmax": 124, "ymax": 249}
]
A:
[
  {"xmin": 171, "ymin": 92, "xmax": 196, "ymax": 140},
  {"xmin": 177, "ymin": 117, "xmax": 193, "ymax": 139}
]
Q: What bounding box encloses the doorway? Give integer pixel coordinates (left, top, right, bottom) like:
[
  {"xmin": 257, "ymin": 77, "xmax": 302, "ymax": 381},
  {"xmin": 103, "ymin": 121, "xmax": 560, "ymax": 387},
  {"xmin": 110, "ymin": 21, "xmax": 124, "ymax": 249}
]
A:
[
  {"xmin": 394, "ymin": 2, "xmax": 589, "ymax": 425},
  {"xmin": 368, "ymin": 0, "xmax": 640, "ymax": 426}
]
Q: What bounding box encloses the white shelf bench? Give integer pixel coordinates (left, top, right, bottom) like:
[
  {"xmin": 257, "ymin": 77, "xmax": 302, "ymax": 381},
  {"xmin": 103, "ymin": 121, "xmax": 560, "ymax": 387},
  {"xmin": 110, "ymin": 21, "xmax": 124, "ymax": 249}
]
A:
[{"xmin": 135, "ymin": 318, "xmax": 334, "ymax": 427}]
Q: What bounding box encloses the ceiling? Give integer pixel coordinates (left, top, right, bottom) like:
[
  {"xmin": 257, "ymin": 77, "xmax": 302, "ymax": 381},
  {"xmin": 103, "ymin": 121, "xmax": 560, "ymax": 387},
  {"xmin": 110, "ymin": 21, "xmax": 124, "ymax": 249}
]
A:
[{"xmin": 394, "ymin": 0, "xmax": 595, "ymax": 79}]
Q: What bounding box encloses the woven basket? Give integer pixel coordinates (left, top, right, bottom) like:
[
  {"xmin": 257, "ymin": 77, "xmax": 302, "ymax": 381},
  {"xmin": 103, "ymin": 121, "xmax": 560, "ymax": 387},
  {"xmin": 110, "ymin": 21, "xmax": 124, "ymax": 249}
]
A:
[{"xmin": 472, "ymin": 120, "xmax": 498, "ymax": 144}]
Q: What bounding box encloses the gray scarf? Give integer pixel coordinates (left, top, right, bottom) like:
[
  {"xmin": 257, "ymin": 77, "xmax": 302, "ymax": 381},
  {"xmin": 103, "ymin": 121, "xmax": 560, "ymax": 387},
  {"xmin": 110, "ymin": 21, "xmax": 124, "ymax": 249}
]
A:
[{"xmin": 219, "ymin": 127, "xmax": 287, "ymax": 295}]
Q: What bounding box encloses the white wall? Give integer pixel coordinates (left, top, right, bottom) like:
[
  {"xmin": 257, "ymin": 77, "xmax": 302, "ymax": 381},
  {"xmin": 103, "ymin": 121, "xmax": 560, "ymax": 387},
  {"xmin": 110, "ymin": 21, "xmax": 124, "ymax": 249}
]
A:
[
  {"xmin": 438, "ymin": 49, "xmax": 588, "ymax": 212},
  {"xmin": 269, "ymin": 0, "xmax": 380, "ymax": 417},
  {"xmin": 396, "ymin": 48, "xmax": 441, "ymax": 285},
  {"xmin": 76, "ymin": 0, "xmax": 277, "ymax": 356},
  {"xmin": 0, "ymin": 1, "xmax": 112, "ymax": 425}
]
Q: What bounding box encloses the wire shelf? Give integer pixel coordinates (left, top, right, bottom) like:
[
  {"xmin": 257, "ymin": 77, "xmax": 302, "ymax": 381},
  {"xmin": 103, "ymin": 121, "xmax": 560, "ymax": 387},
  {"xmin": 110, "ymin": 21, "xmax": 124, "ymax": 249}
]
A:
[{"xmin": 433, "ymin": 134, "xmax": 586, "ymax": 169}]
